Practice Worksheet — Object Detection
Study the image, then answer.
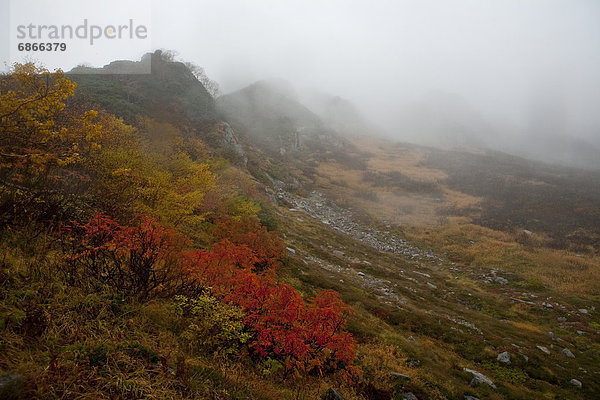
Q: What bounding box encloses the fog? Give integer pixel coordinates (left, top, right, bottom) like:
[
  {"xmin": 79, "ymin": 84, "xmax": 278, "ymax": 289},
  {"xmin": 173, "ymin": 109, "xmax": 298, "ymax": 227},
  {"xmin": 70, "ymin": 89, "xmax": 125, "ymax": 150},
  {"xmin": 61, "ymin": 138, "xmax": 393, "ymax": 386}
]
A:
[
  {"xmin": 149, "ymin": 0, "xmax": 600, "ymax": 168},
  {"xmin": 4, "ymin": 0, "xmax": 600, "ymax": 167}
]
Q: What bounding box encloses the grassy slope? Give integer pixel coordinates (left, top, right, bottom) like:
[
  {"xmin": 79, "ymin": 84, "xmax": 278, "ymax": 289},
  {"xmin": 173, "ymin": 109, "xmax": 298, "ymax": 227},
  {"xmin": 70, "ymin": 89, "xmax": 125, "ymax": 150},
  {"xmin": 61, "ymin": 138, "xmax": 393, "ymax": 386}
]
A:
[
  {"xmin": 268, "ymin": 136, "xmax": 599, "ymax": 399},
  {"xmin": 2, "ymin": 131, "xmax": 598, "ymax": 398},
  {"xmin": 3, "ymin": 60, "xmax": 599, "ymax": 398}
]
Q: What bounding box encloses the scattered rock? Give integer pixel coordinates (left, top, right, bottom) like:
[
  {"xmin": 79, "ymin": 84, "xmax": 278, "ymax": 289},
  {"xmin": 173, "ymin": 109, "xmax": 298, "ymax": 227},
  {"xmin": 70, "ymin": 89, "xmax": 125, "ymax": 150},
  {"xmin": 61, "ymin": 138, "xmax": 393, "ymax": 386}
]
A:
[
  {"xmin": 562, "ymin": 348, "xmax": 575, "ymax": 358},
  {"xmin": 0, "ymin": 374, "xmax": 24, "ymax": 400},
  {"xmin": 357, "ymin": 271, "xmax": 365, "ymax": 277},
  {"xmin": 537, "ymin": 345, "xmax": 550, "ymax": 355},
  {"xmin": 520, "ymin": 353, "xmax": 529, "ymax": 362},
  {"xmin": 557, "ymin": 317, "xmax": 567, "ymax": 322},
  {"xmin": 390, "ymin": 372, "xmax": 411, "ymax": 380},
  {"xmin": 493, "ymin": 276, "xmax": 509, "ymax": 285},
  {"xmin": 403, "ymin": 392, "xmax": 418, "ymax": 400},
  {"xmin": 576, "ymin": 330, "xmax": 585, "ymax": 335},
  {"xmin": 405, "ymin": 358, "xmax": 421, "ymax": 368},
  {"xmin": 497, "ymin": 351, "xmax": 511, "ymax": 365},
  {"xmin": 578, "ymin": 308, "xmax": 589, "ymax": 315},
  {"xmin": 407, "ymin": 336, "xmax": 415, "ymax": 341},
  {"xmin": 332, "ymin": 250, "xmax": 345, "ymax": 257},
  {"xmin": 463, "ymin": 368, "xmax": 497, "ymax": 389},
  {"xmin": 286, "ymin": 247, "xmax": 296, "ymax": 254},
  {"xmin": 547, "ymin": 331, "xmax": 554, "ymax": 338},
  {"xmin": 511, "ymin": 297, "xmax": 535, "ymax": 305},
  {"xmin": 427, "ymin": 282, "xmax": 437, "ymax": 289},
  {"xmin": 413, "ymin": 271, "xmax": 431, "ymax": 278},
  {"xmin": 447, "ymin": 316, "xmax": 482, "ymax": 334},
  {"xmin": 276, "ymin": 190, "xmax": 443, "ymax": 261},
  {"xmin": 322, "ymin": 388, "xmax": 345, "ymax": 400},
  {"xmin": 542, "ymin": 302, "xmax": 553, "ymax": 309},
  {"xmin": 569, "ymin": 379, "xmax": 582, "ymax": 389},
  {"xmin": 464, "ymin": 396, "xmax": 480, "ymax": 400}
]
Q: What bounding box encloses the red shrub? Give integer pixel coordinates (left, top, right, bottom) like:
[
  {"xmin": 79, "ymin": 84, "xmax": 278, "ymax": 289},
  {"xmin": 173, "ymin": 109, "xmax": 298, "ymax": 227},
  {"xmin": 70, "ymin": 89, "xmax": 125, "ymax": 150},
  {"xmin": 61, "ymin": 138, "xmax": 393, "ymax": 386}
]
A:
[
  {"xmin": 186, "ymin": 218, "xmax": 356, "ymax": 376},
  {"xmin": 66, "ymin": 213, "xmax": 356, "ymax": 376},
  {"xmin": 65, "ymin": 214, "xmax": 193, "ymax": 300},
  {"xmin": 214, "ymin": 216, "xmax": 284, "ymax": 273}
]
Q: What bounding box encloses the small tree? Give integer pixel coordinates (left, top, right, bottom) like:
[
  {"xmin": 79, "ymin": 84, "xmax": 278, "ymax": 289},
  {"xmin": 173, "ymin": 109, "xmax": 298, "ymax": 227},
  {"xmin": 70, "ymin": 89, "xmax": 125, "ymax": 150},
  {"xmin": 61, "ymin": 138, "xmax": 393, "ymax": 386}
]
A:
[{"xmin": 184, "ymin": 61, "xmax": 221, "ymax": 98}]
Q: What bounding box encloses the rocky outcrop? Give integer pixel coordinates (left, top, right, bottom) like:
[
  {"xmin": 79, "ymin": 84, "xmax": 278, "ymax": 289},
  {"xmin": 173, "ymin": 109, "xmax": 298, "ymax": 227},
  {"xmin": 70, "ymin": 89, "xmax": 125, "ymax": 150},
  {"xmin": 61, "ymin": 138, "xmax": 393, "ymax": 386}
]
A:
[{"xmin": 217, "ymin": 122, "xmax": 247, "ymax": 166}]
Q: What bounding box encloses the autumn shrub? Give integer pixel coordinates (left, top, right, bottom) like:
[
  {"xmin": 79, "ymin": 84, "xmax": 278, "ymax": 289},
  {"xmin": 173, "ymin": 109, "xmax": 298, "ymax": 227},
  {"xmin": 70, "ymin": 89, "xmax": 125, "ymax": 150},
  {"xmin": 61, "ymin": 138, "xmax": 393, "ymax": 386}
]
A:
[
  {"xmin": 222, "ymin": 196, "xmax": 260, "ymax": 220},
  {"xmin": 213, "ymin": 216, "xmax": 284, "ymax": 273},
  {"xmin": 175, "ymin": 292, "xmax": 250, "ymax": 356},
  {"xmin": 0, "ymin": 63, "xmax": 105, "ymax": 227},
  {"xmin": 186, "ymin": 218, "xmax": 356, "ymax": 378},
  {"xmin": 64, "ymin": 213, "xmax": 195, "ymax": 300},
  {"xmin": 88, "ymin": 132, "xmax": 215, "ymax": 229}
]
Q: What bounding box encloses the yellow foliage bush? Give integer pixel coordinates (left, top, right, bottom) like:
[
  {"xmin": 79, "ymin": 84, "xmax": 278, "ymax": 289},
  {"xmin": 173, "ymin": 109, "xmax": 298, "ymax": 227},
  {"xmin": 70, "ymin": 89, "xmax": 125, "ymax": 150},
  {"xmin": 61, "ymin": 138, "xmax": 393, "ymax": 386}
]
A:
[{"xmin": 175, "ymin": 293, "xmax": 250, "ymax": 357}]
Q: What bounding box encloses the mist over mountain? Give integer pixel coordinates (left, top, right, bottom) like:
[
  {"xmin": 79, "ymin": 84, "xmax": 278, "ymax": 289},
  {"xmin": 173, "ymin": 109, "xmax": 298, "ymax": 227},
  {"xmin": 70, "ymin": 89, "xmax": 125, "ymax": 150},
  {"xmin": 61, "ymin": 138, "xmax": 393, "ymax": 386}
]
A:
[
  {"xmin": 299, "ymin": 91, "xmax": 383, "ymax": 138},
  {"xmin": 145, "ymin": 0, "xmax": 599, "ymax": 170},
  {"xmin": 217, "ymin": 80, "xmax": 322, "ymax": 134},
  {"xmin": 391, "ymin": 91, "xmax": 600, "ymax": 170},
  {"xmin": 216, "ymin": 78, "xmax": 600, "ymax": 170},
  {"xmin": 216, "ymin": 80, "xmax": 335, "ymax": 156}
]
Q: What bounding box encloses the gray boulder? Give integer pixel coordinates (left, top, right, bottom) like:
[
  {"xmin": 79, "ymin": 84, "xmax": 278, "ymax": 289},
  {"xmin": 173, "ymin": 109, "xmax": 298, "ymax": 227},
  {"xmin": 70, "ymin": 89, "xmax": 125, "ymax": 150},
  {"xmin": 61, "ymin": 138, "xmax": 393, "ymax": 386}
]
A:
[
  {"xmin": 536, "ymin": 345, "xmax": 550, "ymax": 354},
  {"xmin": 463, "ymin": 368, "xmax": 497, "ymax": 389},
  {"xmin": 497, "ymin": 351, "xmax": 511, "ymax": 365},
  {"xmin": 570, "ymin": 379, "xmax": 582, "ymax": 389},
  {"xmin": 562, "ymin": 348, "xmax": 575, "ymax": 358},
  {"xmin": 493, "ymin": 276, "xmax": 508, "ymax": 285}
]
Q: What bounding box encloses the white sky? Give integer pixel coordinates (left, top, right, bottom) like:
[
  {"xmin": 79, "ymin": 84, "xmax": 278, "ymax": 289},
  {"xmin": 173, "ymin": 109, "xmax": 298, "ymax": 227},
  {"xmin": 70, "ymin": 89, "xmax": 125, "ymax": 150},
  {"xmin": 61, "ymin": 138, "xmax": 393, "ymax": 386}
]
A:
[{"xmin": 2, "ymin": 0, "xmax": 600, "ymax": 142}]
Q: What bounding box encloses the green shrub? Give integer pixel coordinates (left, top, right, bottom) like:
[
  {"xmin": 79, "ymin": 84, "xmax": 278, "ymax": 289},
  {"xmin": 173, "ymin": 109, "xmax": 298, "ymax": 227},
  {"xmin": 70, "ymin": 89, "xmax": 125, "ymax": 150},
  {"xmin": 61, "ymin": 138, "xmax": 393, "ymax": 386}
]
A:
[
  {"xmin": 175, "ymin": 292, "xmax": 250, "ymax": 356},
  {"xmin": 482, "ymin": 361, "xmax": 527, "ymax": 384},
  {"xmin": 257, "ymin": 201, "xmax": 279, "ymax": 231}
]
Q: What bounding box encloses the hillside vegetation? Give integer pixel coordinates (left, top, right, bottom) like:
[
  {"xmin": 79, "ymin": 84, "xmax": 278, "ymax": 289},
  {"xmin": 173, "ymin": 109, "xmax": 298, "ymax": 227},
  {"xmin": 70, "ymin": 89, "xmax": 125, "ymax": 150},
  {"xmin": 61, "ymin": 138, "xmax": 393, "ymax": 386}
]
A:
[{"xmin": 1, "ymin": 57, "xmax": 599, "ymax": 400}]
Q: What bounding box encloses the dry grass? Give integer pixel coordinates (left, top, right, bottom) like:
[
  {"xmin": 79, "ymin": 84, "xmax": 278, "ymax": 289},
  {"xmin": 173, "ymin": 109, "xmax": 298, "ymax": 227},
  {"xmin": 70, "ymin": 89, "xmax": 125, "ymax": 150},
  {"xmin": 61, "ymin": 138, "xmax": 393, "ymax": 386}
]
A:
[
  {"xmin": 406, "ymin": 221, "xmax": 600, "ymax": 295},
  {"xmin": 349, "ymin": 137, "xmax": 446, "ymax": 182},
  {"xmin": 510, "ymin": 321, "xmax": 543, "ymax": 335},
  {"xmin": 312, "ymin": 138, "xmax": 482, "ymax": 228}
]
